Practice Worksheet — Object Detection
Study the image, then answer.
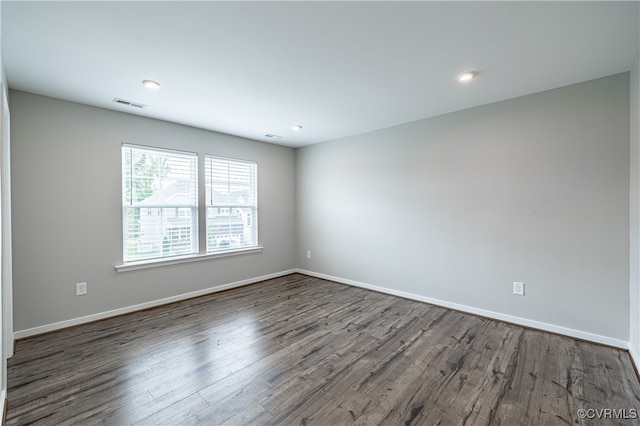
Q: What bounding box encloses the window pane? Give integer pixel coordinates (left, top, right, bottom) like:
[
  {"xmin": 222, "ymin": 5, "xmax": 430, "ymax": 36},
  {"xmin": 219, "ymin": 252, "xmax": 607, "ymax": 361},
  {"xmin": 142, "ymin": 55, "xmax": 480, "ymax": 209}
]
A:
[
  {"xmin": 123, "ymin": 146, "xmax": 197, "ymax": 206},
  {"xmin": 205, "ymin": 156, "xmax": 258, "ymax": 253},
  {"xmin": 206, "ymin": 207, "xmax": 257, "ymax": 252},
  {"xmin": 122, "ymin": 145, "xmax": 198, "ymax": 262}
]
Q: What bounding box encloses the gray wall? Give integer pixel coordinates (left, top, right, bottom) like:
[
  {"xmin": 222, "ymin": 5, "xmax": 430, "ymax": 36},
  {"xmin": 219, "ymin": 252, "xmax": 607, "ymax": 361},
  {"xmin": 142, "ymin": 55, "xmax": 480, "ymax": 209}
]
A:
[
  {"xmin": 630, "ymin": 54, "xmax": 640, "ymax": 356},
  {"xmin": 297, "ymin": 73, "xmax": 630, "ymax": 340},
  {"xmin": 10, "ymin": 90, "xmax": 296, "ymax": 332}
]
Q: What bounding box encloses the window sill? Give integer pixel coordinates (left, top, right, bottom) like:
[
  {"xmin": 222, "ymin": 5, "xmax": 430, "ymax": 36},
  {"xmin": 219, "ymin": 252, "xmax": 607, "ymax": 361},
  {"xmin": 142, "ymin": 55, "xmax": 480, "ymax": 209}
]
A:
[{"xmin": 115, "ymin": 247, "xmax": 263, "ymax": 272}]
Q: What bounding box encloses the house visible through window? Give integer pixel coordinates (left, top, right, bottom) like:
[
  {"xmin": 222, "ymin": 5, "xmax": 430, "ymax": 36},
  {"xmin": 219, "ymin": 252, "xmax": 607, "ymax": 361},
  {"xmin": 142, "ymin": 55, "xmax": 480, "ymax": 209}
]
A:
[
  {"xmin": 205, "ymin": 156, "xmax": 258, "ymax": 253},
  {"xmin": 122, "ymin": 144, "xmax": 198, "ymax": 262},
  {"xmin": 121, "ymin": 145, "xmax": 259, "ymax": 265}
]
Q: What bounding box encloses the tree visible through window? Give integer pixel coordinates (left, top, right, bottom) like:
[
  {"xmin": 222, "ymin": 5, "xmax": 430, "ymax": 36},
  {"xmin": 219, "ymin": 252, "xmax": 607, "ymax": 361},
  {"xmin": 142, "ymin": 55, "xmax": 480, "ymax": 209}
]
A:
[{"xmin": 122, "ymin": 145, "xmax": 198, "ymax": 262}]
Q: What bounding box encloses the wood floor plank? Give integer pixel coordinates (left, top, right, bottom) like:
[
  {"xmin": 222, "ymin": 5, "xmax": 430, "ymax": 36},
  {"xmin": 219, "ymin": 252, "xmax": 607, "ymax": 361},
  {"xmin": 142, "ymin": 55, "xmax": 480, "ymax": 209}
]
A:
[{"xmin": 7, "ymin": 273, "xmax": 640, "ymax": 425}]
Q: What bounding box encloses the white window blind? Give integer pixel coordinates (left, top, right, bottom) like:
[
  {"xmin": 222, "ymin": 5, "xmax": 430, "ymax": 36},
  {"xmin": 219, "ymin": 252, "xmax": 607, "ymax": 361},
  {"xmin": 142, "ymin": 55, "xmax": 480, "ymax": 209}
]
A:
[
  {"xmin": 122, "ymin": 144, "xmax": 198, "ymax": 262},
  {"xmin": 205, "ymin": 156, "xmax": 258, "ymax": 253}
]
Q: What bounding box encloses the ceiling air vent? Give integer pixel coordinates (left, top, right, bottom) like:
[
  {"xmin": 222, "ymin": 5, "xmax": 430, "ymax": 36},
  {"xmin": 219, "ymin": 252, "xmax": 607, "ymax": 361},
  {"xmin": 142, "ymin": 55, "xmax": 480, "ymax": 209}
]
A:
[
  {"xmin": 112, "ymin": 98, "xmax": 148, "ymax": 109},
  {"xmin": 264, "ymin": 134, "xmax": 283, "ymax": 139}
]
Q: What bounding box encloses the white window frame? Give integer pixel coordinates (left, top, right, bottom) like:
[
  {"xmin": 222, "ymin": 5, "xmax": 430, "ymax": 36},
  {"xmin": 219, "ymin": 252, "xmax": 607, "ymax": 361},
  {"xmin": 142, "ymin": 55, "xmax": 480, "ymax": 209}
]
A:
[
  {"xmin": 121, "ymin": 144, "xmax": 198, "ymax": 264},
  {"xmin": 205, "ymin": 155, "xmax": 259, "ymax": 253},
  {"xmin": 117, "ymin": 146, "xmax": 262, "ymax": 272}
]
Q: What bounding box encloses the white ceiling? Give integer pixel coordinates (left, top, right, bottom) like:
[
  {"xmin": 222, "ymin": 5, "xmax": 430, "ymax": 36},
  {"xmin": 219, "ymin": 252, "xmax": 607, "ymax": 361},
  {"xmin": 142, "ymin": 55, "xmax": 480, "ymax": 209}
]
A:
[{"xmin": 2, "ymin": 1, "xmax": 639, "ymax": 148}]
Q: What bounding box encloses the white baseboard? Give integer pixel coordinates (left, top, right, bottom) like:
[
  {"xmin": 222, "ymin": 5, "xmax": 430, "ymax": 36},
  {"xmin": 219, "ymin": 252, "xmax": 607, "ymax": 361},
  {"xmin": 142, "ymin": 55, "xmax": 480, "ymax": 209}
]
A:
[
  {"xmin": 14, "ymin": 269, "xmax": 297, "ymax": 340},
  {"xmin": 13, "ymin": 268, "xmax": 632, "ymax": 352},
  {"xmin": 629, "ymin": 344, "xmax": 640, "ymax": 374},
  {"xmin": 296, "ymin": 269, "xmax": 629, "ymax": 350}
]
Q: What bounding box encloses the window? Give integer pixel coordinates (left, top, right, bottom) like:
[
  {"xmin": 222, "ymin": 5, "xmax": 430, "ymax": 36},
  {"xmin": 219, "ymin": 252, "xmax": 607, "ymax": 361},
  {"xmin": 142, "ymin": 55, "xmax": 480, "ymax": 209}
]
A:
[
  {"xmin": 205, "ymin": 156, "xmax": 258, "ymax": 253},
  {"xmin": 120, "ymin": 145, "xmax": 259, "ymax": 269},
  {"xmin": 122, "ymin": 145, "xmax": 198, "ymax": 262}
]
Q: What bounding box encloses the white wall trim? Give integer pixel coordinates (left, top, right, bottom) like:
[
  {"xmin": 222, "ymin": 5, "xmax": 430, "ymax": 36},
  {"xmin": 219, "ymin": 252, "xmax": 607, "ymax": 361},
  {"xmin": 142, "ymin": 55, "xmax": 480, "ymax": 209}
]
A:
[
  {"xmin": 296, "ymin": 269, "xmax": 629, "ymax": 350},
  {"xmin": 2, "ymin": 84, "xmax": 12, "ymax": 359},
  {"xmin": 0, "ymin": 389, "xmax": 5, "ymax": 425},
  {"xmin": 14, "ymin": 267, "xmax": 633, "ymax": 353},
  {"xmin": 629, "ymin": 344, "xmax": 640, "ymax": 375},
  {"xmin": 115, "ymin": 247, "xmax": 264, "ymax": 272},
  {"xmin": 14, "ymin": 269, "xmax": 297, "ymax": 340}
]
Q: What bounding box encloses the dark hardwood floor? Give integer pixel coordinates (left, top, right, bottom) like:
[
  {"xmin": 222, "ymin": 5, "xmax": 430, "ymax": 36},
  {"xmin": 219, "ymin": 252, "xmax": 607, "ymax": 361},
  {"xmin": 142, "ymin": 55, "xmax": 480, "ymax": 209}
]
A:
[{"xmin": 6, "ymin": 273, "xmax": 640, "ymax": 425}]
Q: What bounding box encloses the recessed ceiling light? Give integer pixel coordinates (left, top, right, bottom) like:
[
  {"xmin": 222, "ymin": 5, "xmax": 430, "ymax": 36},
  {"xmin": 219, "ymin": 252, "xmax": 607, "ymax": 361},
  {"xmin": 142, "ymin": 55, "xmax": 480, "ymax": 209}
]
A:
[
  {"xmin": 142, "ymin": 80, "xmax": 161, "ymax": 89},
  {"xmin": 291, "ymin": 125, "xmax": 303, "ymax": 131},
  {"xmin": 457, "ymin": 71, "xmax": 478, "ymax": 83}
]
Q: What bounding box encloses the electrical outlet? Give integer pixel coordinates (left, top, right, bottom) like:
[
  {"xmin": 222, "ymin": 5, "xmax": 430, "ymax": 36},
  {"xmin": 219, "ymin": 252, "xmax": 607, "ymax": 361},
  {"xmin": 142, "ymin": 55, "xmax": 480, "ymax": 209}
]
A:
[
  {"xmin": 76, "ymin": 282, "xmax": 87, "ymax": 296},
  {"xmin": 306, "ymin": 250, "xmax": 312, "ymax": 259},
  {"xmin": 513, "ymin": 281, "xmax": 524, "ymax": 296}
]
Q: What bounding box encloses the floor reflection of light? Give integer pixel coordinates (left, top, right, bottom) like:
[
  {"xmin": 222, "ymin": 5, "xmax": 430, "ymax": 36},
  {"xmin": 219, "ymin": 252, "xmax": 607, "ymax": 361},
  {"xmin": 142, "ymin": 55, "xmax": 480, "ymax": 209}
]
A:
[
  {"xmin": 113, "ymin": 310, "xmax": 267, "ymax": 421},
  {"xmin": 215, "ymin": 311, "xmax": 265, "ymax": 369}
]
